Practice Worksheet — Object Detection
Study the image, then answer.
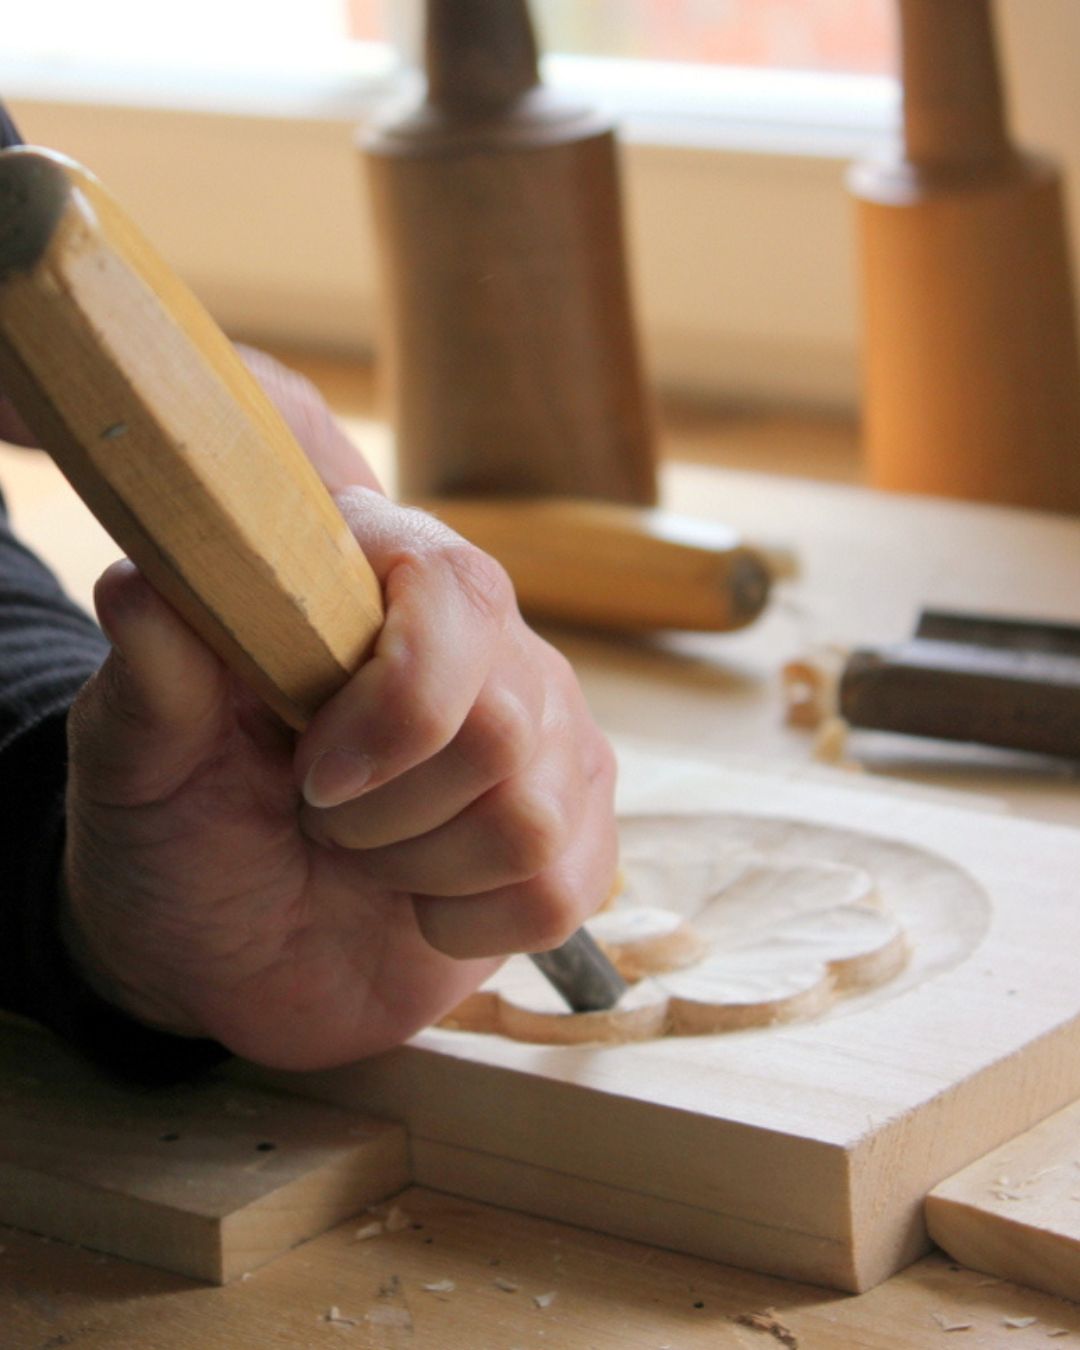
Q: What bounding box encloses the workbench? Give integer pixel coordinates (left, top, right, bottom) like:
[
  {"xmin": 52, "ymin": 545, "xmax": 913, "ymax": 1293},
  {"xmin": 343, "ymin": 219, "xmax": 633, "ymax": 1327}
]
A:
[{"xmin": 1, "ymin": 409, "xmax": 1079, "ymax": 1347}]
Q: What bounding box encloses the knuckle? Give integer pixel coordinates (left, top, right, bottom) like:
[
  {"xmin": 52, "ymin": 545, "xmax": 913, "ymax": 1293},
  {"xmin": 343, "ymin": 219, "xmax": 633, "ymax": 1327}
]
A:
[
  {"xmin": 456, "ymin": 689, "xmax": 535, "ymax": 783},
  {"xmin": 72, "ymin": 661, "xmax": 139, "ymax": 743},
  {"xmin": 390, "ymin": 694, "xmax": 457, "ymax": 763},
  {"xmin": 517, "ymin": 873, "xmax": 581, "ymax": 952},
  {"xmin": 494, "ymin": 787, "xmax": 568, "ymax": 879},
  {"xmin": 444, "ymin": 542, "xmax": 515, "ymax": 629},
  {"xmin": 367, "ymin": 664, "xmax": 458, "ymax": 763},
  {"xmin": 586, "ymin": 729, "xmax": 618, "ymax": 788}
]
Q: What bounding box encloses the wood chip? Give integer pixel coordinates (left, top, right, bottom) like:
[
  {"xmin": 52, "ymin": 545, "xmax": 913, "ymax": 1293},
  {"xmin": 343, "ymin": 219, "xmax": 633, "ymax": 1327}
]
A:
[
  {"xmin": 383, "ymin": 1205, "xmax": 411, "ymax": 1233},
  {"xmin": 422, "ymin": 1279, "xmax": 456, "ymax": 1294},
  {"xmin": 1004, "ymin": 1318, "xmax": 1038, "ymax": 1329},
  {"xmin": 323, "ymin": 1306, "xmax": 359, "ymax": 1327},
  {"xmin": 533, "ymin": 1291, "xmax": 556, "ymax": 1309},
  {"xmin": 352, "ymin": 1221, "xmax": 384, "ymax": 1242},
  {"xmin": 733, "ymin": 1308, "xmax": 799, "ymax": 1347},
  {"xmin": 493, "ymin": 1277, "xmax": 520, "ymax": 1293},
  {"xmin": 1046, "ymin": 1330, "xmax": 1069, "ymax": 1338},
  {"xmin": 931, "ymin": 1312, "xmax": 974, "ymax": 1332}
]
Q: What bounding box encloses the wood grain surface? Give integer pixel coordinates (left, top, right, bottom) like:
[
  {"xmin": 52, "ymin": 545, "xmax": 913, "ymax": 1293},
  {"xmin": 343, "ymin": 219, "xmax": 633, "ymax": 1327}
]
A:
[
  {"xmin": 364, "ymin": 0, "xmax": 657, "ymax": 505},
  {"xmin": 5, "ymin": 1190, "xmax": 1079, "ymax": 1349},
  {"xmin": 249, "ymin": 746, "xmax": 1080, "ymax": 1293},
  {"xmin": 851, "ymin": 0, "xmax": 1080, "ymax": 511},
  {"xmin": 0, "ymin": 1019, "xmax": 408, "ymax": 1284},
  {"xmin": 928, "ymin": 1096, "xmax": 1080, "ymax": 1304}
]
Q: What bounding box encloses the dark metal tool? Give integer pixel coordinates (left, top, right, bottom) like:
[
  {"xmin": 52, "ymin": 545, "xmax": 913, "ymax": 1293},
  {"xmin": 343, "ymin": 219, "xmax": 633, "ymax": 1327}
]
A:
[{"xmin": 839, "ymin": 608, "xmax": 1080, "ymax": 759}]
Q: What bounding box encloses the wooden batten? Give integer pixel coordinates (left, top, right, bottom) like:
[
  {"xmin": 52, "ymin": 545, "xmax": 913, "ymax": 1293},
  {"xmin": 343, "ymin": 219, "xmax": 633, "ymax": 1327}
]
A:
[{"xmin": 0, "ymin": 1019, "xmax": 409, "ymax": 1283}]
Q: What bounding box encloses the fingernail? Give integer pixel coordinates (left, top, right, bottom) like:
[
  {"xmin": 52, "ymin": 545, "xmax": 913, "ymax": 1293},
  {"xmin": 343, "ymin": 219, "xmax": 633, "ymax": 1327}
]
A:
[{"xmin": 302, "ymin": 748, "xmax": 375, "ymax": 808}]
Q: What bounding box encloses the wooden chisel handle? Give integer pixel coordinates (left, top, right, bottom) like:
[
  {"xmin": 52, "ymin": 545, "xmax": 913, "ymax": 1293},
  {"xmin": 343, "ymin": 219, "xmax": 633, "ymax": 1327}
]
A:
[
  {"xmin": 0, "ymin": 146, "xmax": 383, "ymax": 730},
  {"xmin": 417, "ymin": 497, "xmax": 773, "ymax": 632},
  {"xmin": 0, "ymin": 147, "xmax": 626, "ymax": 1013}
]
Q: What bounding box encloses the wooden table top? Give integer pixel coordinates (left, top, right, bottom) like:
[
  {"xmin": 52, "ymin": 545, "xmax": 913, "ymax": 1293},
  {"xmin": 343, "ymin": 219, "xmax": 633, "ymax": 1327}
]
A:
[{"xmin": 1, "ymin": 428, "xmax": 1079, "ymax": 1347}]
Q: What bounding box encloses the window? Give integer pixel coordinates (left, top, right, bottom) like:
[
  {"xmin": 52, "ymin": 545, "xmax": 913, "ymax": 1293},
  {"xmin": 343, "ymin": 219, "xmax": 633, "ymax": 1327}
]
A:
[
  {"xmin": 529, "ymin": 0, "xmax": 895, "ymax": 76},
  {"xmin": 0, "ymin": 0, "xmax": 902, "ymax": 407}
]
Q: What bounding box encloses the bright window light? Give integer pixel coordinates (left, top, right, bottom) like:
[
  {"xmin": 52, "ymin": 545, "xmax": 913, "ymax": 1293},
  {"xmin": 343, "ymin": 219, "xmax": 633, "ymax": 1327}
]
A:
[
  {"xmin": 7, "ymin": 0, "xmax": 381, "ymax": 65},
  {"xmin": 529, "ymin": 0, "xmax": 895, "ymax": 76},
  {"xmin": 1, "ymin": 1, "xmax": 897, "ymax": 155}
]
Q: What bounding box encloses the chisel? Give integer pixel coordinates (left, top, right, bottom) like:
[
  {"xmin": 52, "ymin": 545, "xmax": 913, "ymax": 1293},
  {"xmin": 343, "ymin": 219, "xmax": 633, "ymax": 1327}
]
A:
[{"xmin": 0, "ymin": 144, "xmax": 626, "ymax": 1013}]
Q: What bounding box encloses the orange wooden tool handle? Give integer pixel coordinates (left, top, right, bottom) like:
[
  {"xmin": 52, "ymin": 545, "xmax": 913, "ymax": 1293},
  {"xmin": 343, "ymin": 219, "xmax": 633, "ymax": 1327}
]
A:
[
  {"xmin": 0, "ymin": 147, "xmax": 383, "ymax": 729},
  {"xmin": 418, "ymin": 497, "xmax": 772, "ymax": 632}
]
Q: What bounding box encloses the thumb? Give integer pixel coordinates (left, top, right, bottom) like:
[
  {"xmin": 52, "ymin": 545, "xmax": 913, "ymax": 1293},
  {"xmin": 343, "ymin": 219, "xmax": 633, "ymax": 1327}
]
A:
[{"xmin": 69, "ymin": 560, "xmax": 232, "ymax": 806}]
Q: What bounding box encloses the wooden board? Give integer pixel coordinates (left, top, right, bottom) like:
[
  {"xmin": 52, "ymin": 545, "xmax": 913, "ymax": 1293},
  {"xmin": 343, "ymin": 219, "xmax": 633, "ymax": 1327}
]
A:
[
  {"xmin": 926, "ymin": 1096, "xmax": 1080, "ymax": 1302},
  {"xmin": 0, "ymin": 1018, "xmax": 409, "ymax": 1283},
  {"xmin": 246, "ymin": 742, "xmax": 1080, "ymax": 1293}
]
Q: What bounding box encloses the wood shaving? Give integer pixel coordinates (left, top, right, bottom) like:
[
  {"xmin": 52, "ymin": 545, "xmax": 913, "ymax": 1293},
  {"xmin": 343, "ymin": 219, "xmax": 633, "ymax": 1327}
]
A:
[
  {"xmin": 323, "ymin": 1306, "xmax": 359, "ymax": 1327},
  {"xmin": 352, "ymin": 1221, "xmax": 384, "ymax": 1242},
  {"xmin": 812, "ymin": 715, "xmax": 861, "ymax": 770},
  {"xmin": 493, "ymin": 1277, "xmax": 520, "ymax": 1293},
  {"xmin": 533, "ymin": 1291, "xmax": 556, "ymax": 1308},
  {"xmin": 1004, "ymin": 1318, "xmax": 1038, "ymax": 1329},
  {"xmin": 781, "ymin": 654, "xmax": 840, "ymax": 730},
  {"xmin": 422, "ymin": 1279, "xmax": 456, "ymax": 1294},
  {"xmin": 931, "ymin": 1312, "xmax": 974, "ymax": 1331},
  {"xmin": 733, "ymin": 1308, "xmax": 799, "ymax": 1347},
  {"xmin": 383, "ymin": 1205, "xmax": 411, "ymax": 1233}
]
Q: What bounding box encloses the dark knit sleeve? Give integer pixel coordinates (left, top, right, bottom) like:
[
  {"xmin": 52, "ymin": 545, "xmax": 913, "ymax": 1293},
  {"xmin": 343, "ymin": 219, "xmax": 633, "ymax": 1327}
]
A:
[{"xmin": 0, "ymin": 493, "xmax": 227, "ymax": 1081}]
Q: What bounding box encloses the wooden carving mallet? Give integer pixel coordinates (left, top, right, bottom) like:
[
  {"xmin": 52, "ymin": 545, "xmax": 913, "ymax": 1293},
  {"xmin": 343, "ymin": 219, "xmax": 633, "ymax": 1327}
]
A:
[{"xmin": 0, "ymin": 145, "xmax": 626, "ymax": 1014}]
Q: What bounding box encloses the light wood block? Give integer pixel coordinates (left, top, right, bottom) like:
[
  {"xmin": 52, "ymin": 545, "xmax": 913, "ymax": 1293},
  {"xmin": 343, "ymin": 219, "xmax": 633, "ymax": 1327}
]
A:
[
  {"xmin": 251, "ymin": 741, "xmax": 1080, "ymax": 1293},
  {"xmin": 0, "ymin": 1019, "xmax": 409, "ymax": 1283},
  {"xmin": 927, "ymin": 1096, "xmax": 1080, "ymax": 1302}
]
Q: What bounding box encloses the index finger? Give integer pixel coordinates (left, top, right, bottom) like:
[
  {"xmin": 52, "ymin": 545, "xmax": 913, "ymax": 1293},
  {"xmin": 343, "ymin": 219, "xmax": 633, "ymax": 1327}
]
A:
[{"xmin": 295, "ymin": 488, "xmax": 527, "ymax": 808}]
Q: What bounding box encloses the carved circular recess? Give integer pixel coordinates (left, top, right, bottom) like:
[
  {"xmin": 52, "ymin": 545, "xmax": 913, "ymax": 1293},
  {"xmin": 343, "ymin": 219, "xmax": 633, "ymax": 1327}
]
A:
[{"xmin": 438, "ymin": 812, "xmax": 990, "ymax": 1046}]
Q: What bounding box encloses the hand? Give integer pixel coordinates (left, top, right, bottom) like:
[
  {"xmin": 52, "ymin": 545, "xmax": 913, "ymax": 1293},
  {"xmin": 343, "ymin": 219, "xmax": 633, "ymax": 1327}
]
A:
[{"xmin": 60, "ymin": 354, "xmax": 618, "ymax": 1071}]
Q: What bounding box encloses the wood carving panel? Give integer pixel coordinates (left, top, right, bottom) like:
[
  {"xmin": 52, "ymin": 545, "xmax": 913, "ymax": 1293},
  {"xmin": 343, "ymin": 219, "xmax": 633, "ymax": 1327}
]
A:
[
  {"xmin": 441, "ymin": 817, "xmax": 945, "ymax": 1044},
  {"xmin": 256, "ymin": 747, "xmax": 1080, "ymax": 1295}
]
